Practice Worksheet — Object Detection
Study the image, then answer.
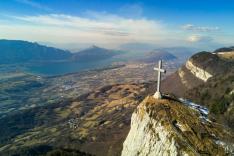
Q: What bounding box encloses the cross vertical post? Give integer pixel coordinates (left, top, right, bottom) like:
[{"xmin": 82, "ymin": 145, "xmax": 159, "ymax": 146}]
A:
[
  {"xmin": 153, "ymin": 60, "xmax": 166, "ymax": 99},
  {"xmin": 157, "ymin": 60, "xmax": 162, "ymax": 92}
]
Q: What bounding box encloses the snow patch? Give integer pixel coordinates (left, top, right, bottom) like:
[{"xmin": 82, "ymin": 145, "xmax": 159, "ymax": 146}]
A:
[
  {"xmin": 230, "ymin": 89, "xmax": 234, "ymax": 95},
  {"xmin": 179, "ymin": 98, "xmax": 210, "ymax": 122},
  {"xmin": 215, "ymin": 140, "xmax": 234, "ymax": 154},
  {"xmin": 215, "ymin": 140, "xmax": 226, "ymax": 146}
]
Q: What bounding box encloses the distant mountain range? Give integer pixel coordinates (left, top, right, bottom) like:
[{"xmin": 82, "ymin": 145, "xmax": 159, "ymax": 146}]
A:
[
  {"xmin": 153, "ymin": 47, "xmax": 197, "ymax": 60},
  {"xmin": 0, "ymin": 40, "xmax": 72, "ymax": 64},
  {"xmin": 138, "ymin": 50, "xmax": 177, "ymax": 63},
  {"xmin": 0, "ymin": 40, "xmax": 120, "ymax": 64},
  {"xmin": 119, "ymin": 42, "xmax": 197, "ymax": 60},
  {"xmin": 0, "ymin": 39, "xmax": 196, "ymax": 66}
]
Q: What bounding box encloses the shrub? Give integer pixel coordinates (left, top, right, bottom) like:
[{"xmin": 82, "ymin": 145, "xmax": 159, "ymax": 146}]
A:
[{"xmin": 210, "ymin": 97, "xmax": 229, "ymax": 115}]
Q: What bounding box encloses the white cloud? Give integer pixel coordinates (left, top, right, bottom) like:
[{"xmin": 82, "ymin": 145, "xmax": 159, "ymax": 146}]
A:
[
  {"xmin": 1, "ymin": 13, "xmax": 169, "ymax": 48},
  {"xmin": 2, "ymin": 11, "xmax": 230, "ymax": 50},
  {"xmin": 187, "ymin": 35, "xmax": 212, "ymax": 43},
  {"xmin": 182, "ymin": 24, "xmax": 219, "ymax": 32}
]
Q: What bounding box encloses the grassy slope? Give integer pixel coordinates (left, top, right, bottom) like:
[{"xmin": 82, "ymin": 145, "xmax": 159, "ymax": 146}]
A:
[{"xmin": 139, "ymin": 96, "xmax": 234, "ymax": 155}]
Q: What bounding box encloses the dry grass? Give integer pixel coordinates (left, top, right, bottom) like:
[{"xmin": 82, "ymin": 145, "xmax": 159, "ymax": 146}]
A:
[
  {"xmin": 217, "ymin": 51, "xmax": 234, "ymax": 60},
  {"xmin": 138, "ymin": 96, "xmax": 234, "ymax": 155}
]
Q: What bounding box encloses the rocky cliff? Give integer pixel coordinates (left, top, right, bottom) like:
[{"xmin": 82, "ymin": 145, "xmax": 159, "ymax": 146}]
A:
[
  {"xmin": 185, "ymin": 60, "xmax": 212, "ymax": 82},
  {"xmin": 161, "ymin": 52, "xmax": 231, "ymax": 97},
  {"xmin": 122, "ymin": 96, "xmax": 234, "ymax": 156},
  {"xmin": 164, "ymin": 50, "xmax": 234, "ymax": 130}
]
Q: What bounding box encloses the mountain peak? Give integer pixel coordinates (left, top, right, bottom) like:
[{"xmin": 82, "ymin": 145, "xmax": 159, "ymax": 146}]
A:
[
  {"xmin": 72, "ymin": 45, "xmax": 118, "ymax": 62},
  {"xmin": 0, "ymin": 39, "xmax": 72, "ymax": 64},
  {"xmin": 90, "ymin": 45, "xmax": 100, "ymax": 49},
  {"xmin": 122, "ymin": 96, "xmax": 234, "ymax": 156},
  {"xmin": 138, "ymin": 50, "xmax": 177, "ymax": 63}
]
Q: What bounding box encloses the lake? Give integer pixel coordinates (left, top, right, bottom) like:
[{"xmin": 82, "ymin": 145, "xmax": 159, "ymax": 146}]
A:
[{"xmin": 23, "ymin": 58, "xmax": 120, "ymax": 76}]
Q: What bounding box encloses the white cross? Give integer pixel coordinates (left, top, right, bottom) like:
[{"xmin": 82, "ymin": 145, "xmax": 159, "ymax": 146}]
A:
[{"xmin": 153, "ymin": 60, "xmax": 166, "ymax": 99}]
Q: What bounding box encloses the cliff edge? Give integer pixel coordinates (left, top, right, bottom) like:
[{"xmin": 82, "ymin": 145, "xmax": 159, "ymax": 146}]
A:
[
  {"xmin": 121, "ymin": 96, "xmax": 234, "ymax": 156},
  {"xmin": 161, "ymin": 52, "xmax": 232, "ymax": 97}
]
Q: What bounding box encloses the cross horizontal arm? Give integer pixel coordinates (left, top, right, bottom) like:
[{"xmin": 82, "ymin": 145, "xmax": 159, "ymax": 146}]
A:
[{"xmin": 154, "ymin": 67, "xmax": 166, "ymax": 73}]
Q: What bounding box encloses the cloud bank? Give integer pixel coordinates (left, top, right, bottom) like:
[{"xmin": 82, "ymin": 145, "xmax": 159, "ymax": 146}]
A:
[
  {"xmin": 1, "ymin": 12, "xmax": 170, "ymax": 48},
  {"xmin": 0, "ymin": 9, "xmax": 228, "ymax": 50},
  {"xmin": 182, "ymin": 24, "xmax": 220, "ymax": 32},
  {"xmin": 187, "ymin": 35, "xmax": 212, "ymax": 43}
]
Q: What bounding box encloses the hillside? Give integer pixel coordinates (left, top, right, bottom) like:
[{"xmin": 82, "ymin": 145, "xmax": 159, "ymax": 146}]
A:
[
  {"xmin": 161, "ymin": 51, "xmax": 232, "ymax": 96},
  {"xmin": 161, "ymin": 50, "xmax": 234, "ymax": 130},
  {"xmin": 214, "ymin": 46, "xmax": 234, "ymax": 53},
  {"xmin": 0, "ymin": 40, "xmax": 72, "ymax": 64},
  {"xmin": 186, "ymin": 70, "xmax": 234, "ymax": 129},
  {"xmin": 122, "ymin": 96, "xmax": 234, "ymax": 156}
]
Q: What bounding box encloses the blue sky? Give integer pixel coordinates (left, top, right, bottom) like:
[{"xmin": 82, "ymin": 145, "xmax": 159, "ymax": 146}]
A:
[{"xmin": 0, "ymin": 0, "xmax": 234, "ymax": 50}]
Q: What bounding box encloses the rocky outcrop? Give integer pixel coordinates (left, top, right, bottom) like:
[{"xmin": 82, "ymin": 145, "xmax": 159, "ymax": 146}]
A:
[
  {"xmin": 187, "ymin": 52, "xmax": 229, "ymax": 75},
  {"xmin": 161, "ymin": 65, "xmax": 204, "ymax": 97},
  {"xmin": 162, "ymin": 52, "xmax": 231, "ymax": 97},
  {"xmin": 185, "ymin": 60, "xmax": 212, "ymax": 82},
  {"xmin": 122, "ymin": 96, "xmax": 234, "ymax": 156}
]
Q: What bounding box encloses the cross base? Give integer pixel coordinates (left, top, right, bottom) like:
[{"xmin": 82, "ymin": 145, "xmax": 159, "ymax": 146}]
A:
[{"xmin": 153, "ymin": 91, "xmax": 162, "ymax": 99}]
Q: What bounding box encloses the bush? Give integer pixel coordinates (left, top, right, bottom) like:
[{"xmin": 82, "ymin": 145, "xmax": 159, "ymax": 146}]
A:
[{"xmin": 210, "ymin": 97, "xmax": 229, "ymax": 115}]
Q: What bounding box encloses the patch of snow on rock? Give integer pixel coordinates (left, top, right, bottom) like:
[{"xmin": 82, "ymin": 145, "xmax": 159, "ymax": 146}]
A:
[
  {"xmin": 215, "ymin": 140, "xmax": 234, "ymax": 154},
  {"xmin": 179, "ymin": 98, "xmax": 210, "ymax": 122}
]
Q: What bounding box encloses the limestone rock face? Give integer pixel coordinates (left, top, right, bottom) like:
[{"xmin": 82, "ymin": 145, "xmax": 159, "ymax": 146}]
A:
[
  {"xmin": 185, "ymin": 60, "xmax": 212, "ymax": 82},
  {"xmin": 121, "ymin": 96, "xmax": 234, "ymax": 156},
  {"xmin": 121, "ymin": 104, "xmax": 180, "ymax": 156}
]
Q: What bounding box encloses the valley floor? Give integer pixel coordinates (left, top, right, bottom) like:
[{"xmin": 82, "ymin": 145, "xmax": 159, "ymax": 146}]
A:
[{"xmin": 0, "ymin": 61, "xmax": 178, "ymax": 156}]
